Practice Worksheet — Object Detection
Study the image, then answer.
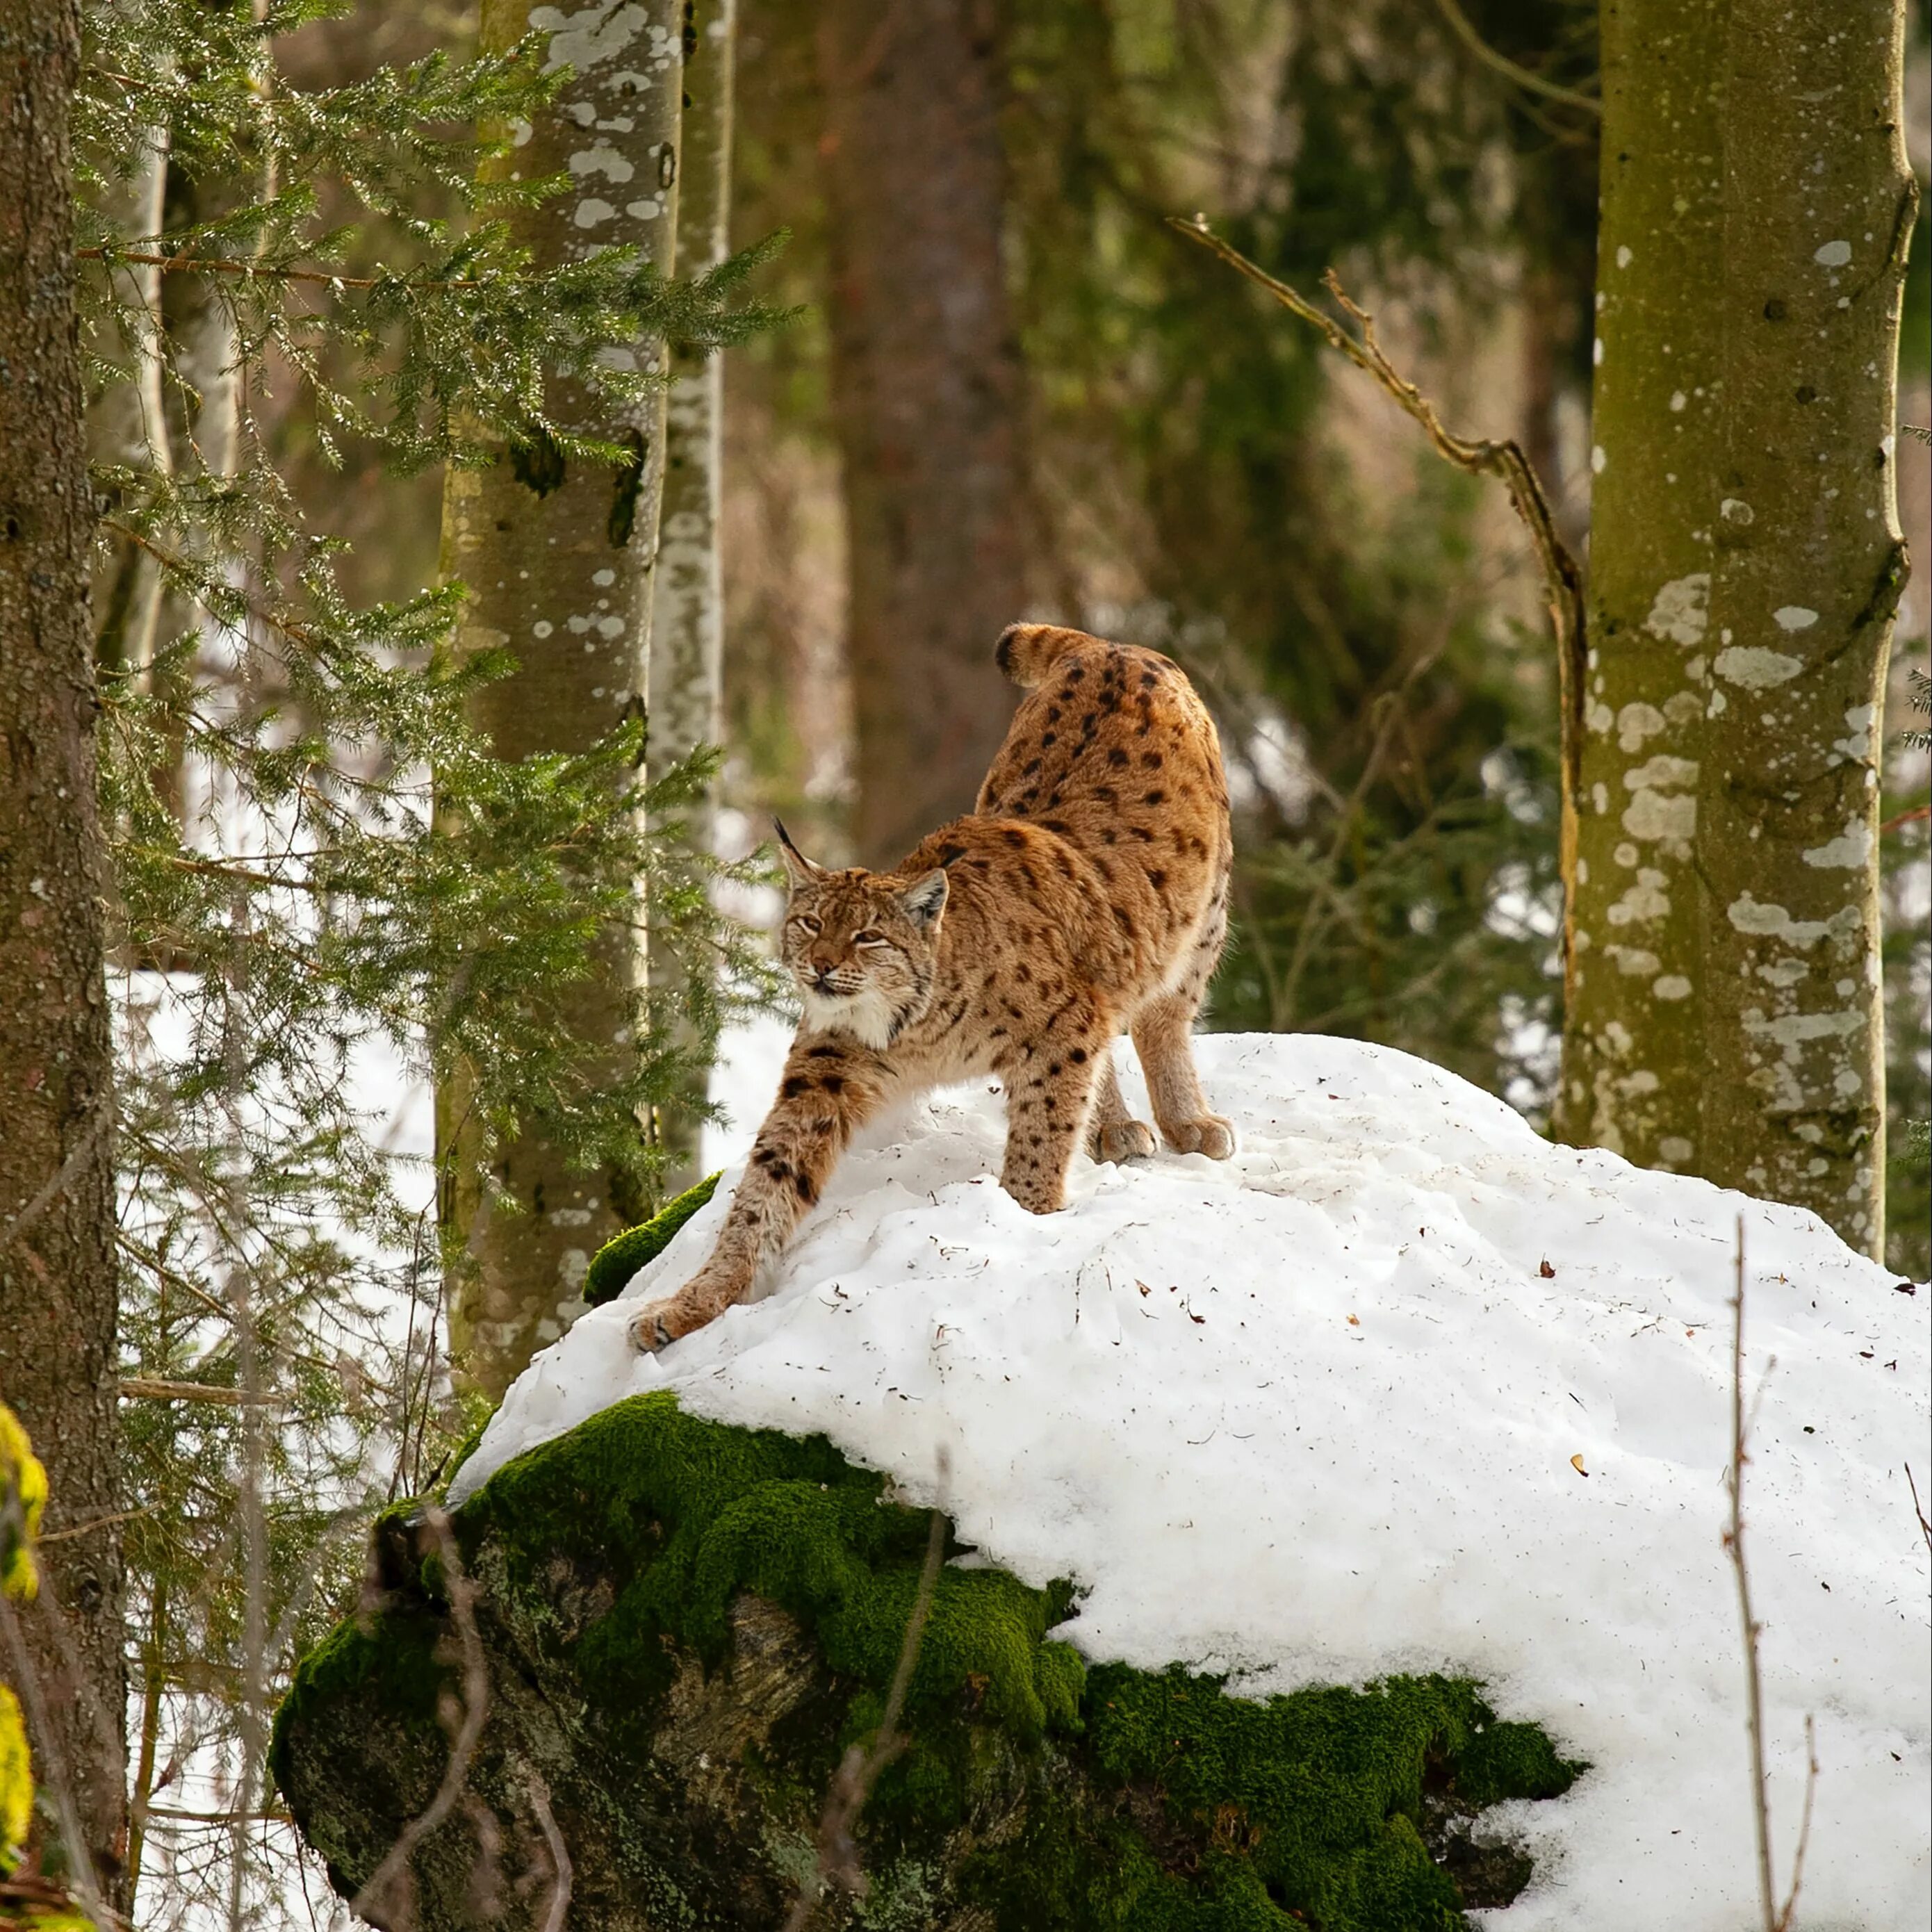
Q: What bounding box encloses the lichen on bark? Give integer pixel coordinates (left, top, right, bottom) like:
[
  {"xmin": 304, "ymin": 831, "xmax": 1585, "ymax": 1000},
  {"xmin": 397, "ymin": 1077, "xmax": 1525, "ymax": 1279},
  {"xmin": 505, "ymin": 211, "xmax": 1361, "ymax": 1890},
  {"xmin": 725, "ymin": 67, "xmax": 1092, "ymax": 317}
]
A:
[{"xmin": 272, "ymin": 1394, "xmax": 1580, "ymax": 1931}]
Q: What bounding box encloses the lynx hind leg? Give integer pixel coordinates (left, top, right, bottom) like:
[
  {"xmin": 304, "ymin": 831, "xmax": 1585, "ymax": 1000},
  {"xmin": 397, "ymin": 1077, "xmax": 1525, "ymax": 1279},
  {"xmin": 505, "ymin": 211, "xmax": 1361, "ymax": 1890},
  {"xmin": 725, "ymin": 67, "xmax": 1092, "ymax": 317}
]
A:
[
  {"xmin": 1001, "ymin": 1017, "xmax": 1111, "ymax": 1213},
  {"xmin": 1085, "ymin": 1049, "xmax": 1156, "ymax": 1163},
  {"xmin": 1131, "ymin": 889, "xmax": 1233, "ymax": 1159}
]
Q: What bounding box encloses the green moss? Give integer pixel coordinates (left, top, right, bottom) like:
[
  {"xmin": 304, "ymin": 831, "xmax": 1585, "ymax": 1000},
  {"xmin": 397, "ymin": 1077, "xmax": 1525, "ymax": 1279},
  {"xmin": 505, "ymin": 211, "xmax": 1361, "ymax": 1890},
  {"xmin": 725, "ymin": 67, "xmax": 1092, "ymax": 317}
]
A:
[
  {"xmin": 275, "ymin": 1393, "xmax": 1585, "ymax": 1931},
  {"xmin": 582, "ymin": 1171, "xmax": 721, "ymax": 1307}
]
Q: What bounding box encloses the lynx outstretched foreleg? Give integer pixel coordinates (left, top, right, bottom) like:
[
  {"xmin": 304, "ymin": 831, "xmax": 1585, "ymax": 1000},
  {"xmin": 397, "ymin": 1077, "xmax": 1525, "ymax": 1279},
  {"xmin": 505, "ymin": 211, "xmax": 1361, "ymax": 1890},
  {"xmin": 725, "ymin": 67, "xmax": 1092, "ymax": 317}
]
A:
[{"xmin": 630, "ymin": 1040, "xmax": 898, "ymax": 1351}]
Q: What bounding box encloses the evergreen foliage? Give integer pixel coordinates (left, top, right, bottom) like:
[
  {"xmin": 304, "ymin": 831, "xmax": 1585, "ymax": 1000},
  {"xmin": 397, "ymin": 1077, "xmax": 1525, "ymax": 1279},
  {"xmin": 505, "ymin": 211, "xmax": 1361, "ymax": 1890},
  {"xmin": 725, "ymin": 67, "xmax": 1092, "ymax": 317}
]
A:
[{"xmin": 72, "ymin": 1, "xmax": 779, "ymax": 1916}]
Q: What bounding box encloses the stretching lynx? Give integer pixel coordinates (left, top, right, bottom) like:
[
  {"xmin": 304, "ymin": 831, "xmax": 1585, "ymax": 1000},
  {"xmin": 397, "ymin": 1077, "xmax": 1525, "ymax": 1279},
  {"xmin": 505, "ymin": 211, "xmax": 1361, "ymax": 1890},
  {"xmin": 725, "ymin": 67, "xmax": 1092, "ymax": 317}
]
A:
[{"xmin": 629, "ymin": 623, "xmax": 1234, "ymax": 1350}]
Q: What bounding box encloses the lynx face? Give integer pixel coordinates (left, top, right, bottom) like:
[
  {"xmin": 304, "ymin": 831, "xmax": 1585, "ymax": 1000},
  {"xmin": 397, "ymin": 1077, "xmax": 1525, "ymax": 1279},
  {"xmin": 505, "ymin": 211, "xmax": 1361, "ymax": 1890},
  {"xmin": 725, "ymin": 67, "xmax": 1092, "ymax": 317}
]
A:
[{"xmin": 777, "ymin": 824, "xmax": 949, "ymax": 1051}]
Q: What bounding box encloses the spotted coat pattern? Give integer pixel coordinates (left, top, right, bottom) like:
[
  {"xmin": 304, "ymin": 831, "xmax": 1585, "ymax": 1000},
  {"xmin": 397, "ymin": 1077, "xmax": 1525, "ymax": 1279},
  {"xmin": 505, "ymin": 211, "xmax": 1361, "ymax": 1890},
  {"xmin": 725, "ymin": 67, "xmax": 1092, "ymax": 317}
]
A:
[{"xmin": 631, "ymin": 623, "xmax": 1234, "ymax": 1350}]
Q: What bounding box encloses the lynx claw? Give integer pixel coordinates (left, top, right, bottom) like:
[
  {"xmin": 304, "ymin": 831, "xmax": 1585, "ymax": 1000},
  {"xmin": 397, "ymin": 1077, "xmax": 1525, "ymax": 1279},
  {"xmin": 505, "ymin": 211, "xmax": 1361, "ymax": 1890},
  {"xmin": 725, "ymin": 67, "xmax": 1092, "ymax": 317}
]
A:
[{"xmin": 1165, "ymin": 1115, "xmax": 1235, "ymax": 1160}]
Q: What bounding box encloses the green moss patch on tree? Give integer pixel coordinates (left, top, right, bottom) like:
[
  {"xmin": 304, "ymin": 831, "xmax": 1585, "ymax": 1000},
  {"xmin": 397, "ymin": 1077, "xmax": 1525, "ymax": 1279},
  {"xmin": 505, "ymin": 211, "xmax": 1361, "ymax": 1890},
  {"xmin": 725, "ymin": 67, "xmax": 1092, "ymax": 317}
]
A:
[{"xmin": 271, "ymin": 1394, "xmax": 1582, "ymax": 1930}]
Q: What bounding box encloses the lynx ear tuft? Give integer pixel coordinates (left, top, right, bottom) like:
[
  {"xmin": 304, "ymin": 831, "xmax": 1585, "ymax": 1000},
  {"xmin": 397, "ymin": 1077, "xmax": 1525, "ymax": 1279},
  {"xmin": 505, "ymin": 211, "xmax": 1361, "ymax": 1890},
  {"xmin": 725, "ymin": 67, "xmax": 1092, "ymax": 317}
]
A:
[
  {"xmin": 899, "ymin": 868, "xmax": 949, "ymax": 931},
  {"xmin": 773, "ymin": 817, "xmax": 823, "ymax": 889}
]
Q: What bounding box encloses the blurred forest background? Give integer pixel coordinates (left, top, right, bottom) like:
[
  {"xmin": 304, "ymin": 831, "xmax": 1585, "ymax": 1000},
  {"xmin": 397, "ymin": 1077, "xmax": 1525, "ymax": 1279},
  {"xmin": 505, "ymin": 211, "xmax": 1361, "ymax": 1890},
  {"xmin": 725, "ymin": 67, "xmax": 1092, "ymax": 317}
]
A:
[{"xmin": 0, "ymin": 0, "xmax": 1924, "ymax": 1924}]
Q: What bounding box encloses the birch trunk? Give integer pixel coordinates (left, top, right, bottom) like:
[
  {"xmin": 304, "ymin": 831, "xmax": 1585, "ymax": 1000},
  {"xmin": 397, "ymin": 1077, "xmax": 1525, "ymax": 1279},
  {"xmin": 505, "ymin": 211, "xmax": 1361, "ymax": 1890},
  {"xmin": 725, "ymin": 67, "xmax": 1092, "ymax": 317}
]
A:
[
  {"xmin": 1568, "ymin": 0, "xmax": 1913, "ymax": 1256},
  {"xmin": 645, "ymin": 0, "xmax": 736, "ymax": 1199},
  {"xmin": 0, "ymin": 0, "xmax": 129, "ymax": 1905},
  {"xmin": 439, "ymin": 0, "xmax": 684, "ymax": 1399},
  {"xmin": 817, "ymin": 0, "xmax": 1029, "ymax": 867}
]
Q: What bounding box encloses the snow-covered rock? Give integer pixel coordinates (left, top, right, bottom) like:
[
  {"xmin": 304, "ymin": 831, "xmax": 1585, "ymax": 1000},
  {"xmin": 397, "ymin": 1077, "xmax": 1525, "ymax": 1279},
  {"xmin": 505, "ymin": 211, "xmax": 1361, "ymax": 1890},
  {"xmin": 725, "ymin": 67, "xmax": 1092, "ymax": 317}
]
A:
[{"xmin": 455, "ymin": 1031, "xmax": 1930, "ymax": 1931}]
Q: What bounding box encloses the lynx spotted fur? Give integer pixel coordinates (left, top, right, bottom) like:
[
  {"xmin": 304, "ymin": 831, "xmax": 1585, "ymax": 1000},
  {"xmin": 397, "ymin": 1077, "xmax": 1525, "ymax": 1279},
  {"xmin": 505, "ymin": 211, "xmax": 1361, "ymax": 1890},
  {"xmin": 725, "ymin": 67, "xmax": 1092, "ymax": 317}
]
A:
[{"xmin": 629, "ymin": 623, "xmax": 1234, "ymax": 1350}]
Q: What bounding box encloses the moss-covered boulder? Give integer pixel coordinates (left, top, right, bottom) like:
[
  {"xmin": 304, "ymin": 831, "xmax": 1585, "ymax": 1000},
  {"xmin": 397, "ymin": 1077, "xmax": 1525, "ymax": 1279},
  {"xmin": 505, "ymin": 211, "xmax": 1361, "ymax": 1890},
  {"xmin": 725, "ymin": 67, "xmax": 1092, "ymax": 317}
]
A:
[{"xmin": 271, "ymin": 1394, "xmax": 1580, "ymax": 1931}]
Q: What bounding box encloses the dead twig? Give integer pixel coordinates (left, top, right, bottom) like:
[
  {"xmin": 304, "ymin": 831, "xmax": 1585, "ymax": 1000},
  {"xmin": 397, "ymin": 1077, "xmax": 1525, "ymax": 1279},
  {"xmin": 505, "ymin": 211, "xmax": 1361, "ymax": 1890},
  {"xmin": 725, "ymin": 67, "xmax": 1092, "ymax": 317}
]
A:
[
  {"xmin": 1906, "ymin": 1464, "xmax": 1932, "ymax": 1556},
  {"xmin": 1169, "ymin": 216, "xmax": 1587, "ymax": 991},
  {"xmin": 527, "ymin": 1774, "xmax": 572, "ymax": 1932},
  {"xmin": 1427, "ymin": 0, "xmax": 1601, "ymax": 113},
  {"xmin": 348, "ymin": 1507, "xmax": 490, "ymax": 1922},
  {"xmin": 781, "ymin": 1455, "xmax": 951, "ymax": 1932},
  {"xmin": 119, "ymin": 1377, "xmax": 288, "ymax": 1409},
  {"xmin": 1725, "ymin": 1218, "xmax": 1818, "ymax": 1932}
]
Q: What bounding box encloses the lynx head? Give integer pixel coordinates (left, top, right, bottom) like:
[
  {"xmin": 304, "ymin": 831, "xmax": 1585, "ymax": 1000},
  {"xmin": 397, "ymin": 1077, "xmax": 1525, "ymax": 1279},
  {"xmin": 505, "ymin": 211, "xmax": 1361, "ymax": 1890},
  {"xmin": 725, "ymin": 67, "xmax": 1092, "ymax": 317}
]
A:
[{"xmin": 775, "ymin": 821, "xmax": 948, "ymax": 1051}]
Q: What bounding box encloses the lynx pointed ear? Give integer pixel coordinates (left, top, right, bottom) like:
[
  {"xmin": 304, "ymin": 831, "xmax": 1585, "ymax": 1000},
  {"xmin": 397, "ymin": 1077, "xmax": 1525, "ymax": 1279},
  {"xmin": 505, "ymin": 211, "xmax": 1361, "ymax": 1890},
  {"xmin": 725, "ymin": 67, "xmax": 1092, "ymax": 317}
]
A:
[
  {"xmin": 773, "ymin": 817, "xmax": 823, "ymax": 890},
  {"xmin": 899, "ymin": 867, "xmax": 949, "ymax": 931}
]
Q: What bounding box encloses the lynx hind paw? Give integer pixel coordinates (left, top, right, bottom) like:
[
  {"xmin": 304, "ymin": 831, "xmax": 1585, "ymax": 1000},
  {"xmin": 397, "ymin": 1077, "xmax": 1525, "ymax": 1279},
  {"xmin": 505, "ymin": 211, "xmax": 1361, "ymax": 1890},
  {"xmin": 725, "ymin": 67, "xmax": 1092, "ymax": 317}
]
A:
[
  {"xmin": 1091, "ymin": 1119, "xmax": 1158, "ymax": 1163},
  {"xmin": 1164, "ymin": 1115, "xmax": 1235, "ymax": 1160}
]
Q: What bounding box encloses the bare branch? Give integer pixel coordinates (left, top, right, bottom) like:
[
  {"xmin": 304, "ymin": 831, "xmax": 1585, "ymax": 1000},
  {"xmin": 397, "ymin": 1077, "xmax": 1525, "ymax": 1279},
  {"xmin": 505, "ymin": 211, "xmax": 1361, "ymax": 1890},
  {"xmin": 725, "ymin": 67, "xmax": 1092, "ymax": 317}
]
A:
[
  {"xmin": 119, "ymin": 1377, "xmax": 288, "ymax": 1409},
  {"xmin": 1170, "ymin": 216, "xmax": 1588, "ymax": 983},
  {"xmin": 1427, "ymin": 0, "xmax": 1601, "ymax": 113},
  {"xmin": 1773, "ymin": 1714, "xmax": 1819, "ymax": 1932},
  {"xmin": 527, "ymin": 1774, "xmax": 572, "ymax": 1932},
  {"xmin": 348, "ymin": 1507, "xmax": 490, "ymax": 1922},
  {"xmin": 1726, "ymin": 1218, "xmax": 1778, "ymax": 1932},
  {"xmin": 1906, "ymin": 1464, "xmax": 1932, "ymax": 1556}
]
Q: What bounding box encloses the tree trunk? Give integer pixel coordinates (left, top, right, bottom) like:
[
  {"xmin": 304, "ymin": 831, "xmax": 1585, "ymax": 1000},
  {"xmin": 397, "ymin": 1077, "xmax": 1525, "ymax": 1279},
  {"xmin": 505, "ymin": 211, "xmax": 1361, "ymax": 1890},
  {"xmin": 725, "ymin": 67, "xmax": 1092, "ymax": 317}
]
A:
[
  {"xmin": 0, "ymin": 0, "xmax": 130, "ymax": 1907},
  {"xmin": 1697, "ymin": 1, "xmax": 1913, "ymax": 1256},
  {"xmin": 1564, "ymin": 0, "xmax": 1913, "ymax": 1255},
  {"xmin": 439, "ymin": 0, "xmax": 684, "ymax": 1400},
  {"xmin": 646, "ymin": 0, "xmax": 737, "ymax": 1199},
  {"xmin": 817, "ymin": 0, "xmax": 1029, "ymax": 867}
]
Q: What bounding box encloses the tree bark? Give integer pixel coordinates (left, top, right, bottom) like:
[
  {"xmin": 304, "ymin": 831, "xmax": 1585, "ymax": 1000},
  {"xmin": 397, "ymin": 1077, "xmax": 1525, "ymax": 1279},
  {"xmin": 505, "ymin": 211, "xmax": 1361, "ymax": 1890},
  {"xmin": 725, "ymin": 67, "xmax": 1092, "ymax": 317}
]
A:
[
  {"xmin": 817, "ymin": 0, "xmax": 1029, "ymax": 867},
  {"xmin": 1696, "ymin": 1, "xmax": 1913, "ymax": 1256},
  {"xmin": 0, "ymin": 0, "xmax": 130, "ymax": 1906},
  {"xmin": 646, "ymin": 0, "xmax": 737, "ymax": 1199},
  {"xmin": 1565, "ymin": 0, "xmax": 1913, "ymax": 1255},
  {"xmin": 439, "ymin": 0, "xmax": 684, "ymax": 1400}
]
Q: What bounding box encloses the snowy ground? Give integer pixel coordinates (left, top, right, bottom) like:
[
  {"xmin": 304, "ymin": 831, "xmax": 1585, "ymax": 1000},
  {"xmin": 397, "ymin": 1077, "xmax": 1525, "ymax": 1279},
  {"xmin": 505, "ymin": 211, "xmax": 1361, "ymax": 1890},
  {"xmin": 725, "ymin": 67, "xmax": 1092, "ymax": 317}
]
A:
[{"xmin": 455, "ymin": 1030, "xmax": 1930, "ymax": 1931}]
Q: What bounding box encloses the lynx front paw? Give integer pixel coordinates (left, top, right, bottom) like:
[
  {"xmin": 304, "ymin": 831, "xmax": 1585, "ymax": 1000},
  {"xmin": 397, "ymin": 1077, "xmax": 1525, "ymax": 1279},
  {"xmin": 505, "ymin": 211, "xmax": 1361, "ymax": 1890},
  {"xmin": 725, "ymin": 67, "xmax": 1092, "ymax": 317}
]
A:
[
  {"xmin": 1163, "ymin": 1115, "xmax": 1235, "ymax": 1159},
  {"xmin": 1090, "ymin": 1118, "xmax": 1157, "ymax": 1162},
  {"xmin": 628, "ymin": 1293, "xmax": 703, "ymax": 1353}
]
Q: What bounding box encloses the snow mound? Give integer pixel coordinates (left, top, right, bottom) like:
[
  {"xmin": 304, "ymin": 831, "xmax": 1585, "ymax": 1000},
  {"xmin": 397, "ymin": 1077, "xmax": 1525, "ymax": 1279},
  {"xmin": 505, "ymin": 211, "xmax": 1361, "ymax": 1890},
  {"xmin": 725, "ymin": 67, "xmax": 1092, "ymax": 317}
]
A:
[{"xmin": 455, "ymin": 1031, "xmax": 1929, "ymax": 1930}]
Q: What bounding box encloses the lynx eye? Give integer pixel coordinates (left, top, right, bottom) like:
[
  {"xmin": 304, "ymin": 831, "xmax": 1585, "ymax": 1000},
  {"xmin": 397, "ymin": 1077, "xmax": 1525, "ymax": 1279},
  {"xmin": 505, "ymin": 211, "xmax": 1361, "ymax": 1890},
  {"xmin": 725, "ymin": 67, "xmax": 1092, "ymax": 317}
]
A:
[
  {"xmin": 793, "ymin": 913, "xmax": 822, "ymax": 935},
  {"xmin": 852, "ymin": 930, "xmax": 887, "ymax": 947}
]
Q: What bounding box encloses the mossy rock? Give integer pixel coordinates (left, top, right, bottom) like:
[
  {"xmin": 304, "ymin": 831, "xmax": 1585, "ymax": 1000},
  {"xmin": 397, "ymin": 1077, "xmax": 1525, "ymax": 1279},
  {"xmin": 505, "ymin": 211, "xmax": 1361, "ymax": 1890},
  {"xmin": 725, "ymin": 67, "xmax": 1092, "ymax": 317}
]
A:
[
  {"xmin": 271, "ymin": 1393, "xmax": 1582, "ymax": 1931},
  {"xmin": 582, "ymin": 1172, "xmax": 722, "ymax": 1309}
]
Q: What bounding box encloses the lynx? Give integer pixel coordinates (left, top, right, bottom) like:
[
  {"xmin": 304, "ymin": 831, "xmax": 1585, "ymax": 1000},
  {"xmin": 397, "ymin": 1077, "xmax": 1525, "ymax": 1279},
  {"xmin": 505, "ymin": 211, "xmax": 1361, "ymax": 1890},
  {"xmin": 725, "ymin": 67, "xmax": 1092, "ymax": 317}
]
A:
[{"xmin": 629, "ymin": 622, "xmax": 1234, "ymax": 1351}]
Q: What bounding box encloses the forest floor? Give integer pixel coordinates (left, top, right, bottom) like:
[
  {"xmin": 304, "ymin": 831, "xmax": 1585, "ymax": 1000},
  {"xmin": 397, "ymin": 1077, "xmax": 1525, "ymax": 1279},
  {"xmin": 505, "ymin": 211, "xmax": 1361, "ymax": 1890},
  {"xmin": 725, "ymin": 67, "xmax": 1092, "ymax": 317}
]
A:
[{"xmin": 455, "ymin": 1029, "xmax": 1930, "ymax": 1931}]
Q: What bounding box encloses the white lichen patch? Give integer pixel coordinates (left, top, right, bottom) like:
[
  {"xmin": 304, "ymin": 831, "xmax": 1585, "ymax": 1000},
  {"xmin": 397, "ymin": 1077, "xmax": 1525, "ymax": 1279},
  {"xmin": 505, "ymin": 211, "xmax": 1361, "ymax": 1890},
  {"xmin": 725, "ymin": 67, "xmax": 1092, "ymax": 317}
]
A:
[
  {"xmin": 1658, "ymin": 1134, "xmax": 1694, "ymax": 1163},
  {"xmin": 1801, "ymin": 818, "xmax": 1872, "ymax": 869},
  {"xmin": 1622, "ymin": 785, "xmax": 1695, "ymax": 844},
  {"xmin": 1644, "ymin": 573, "xmax": 1710, "ymax": 646},
  {"xmin": 1726, "ymin": 894, "xmax": 1860, "ymax": 949},
  {"xmin": 1607, "ymin": 869, "xmax": 1670, "ymax": 927},
  {"xmin": 1720, "ymin": 498, "xmax": 1754, "ymax": 525},
  {"xmin": 1623, "ymin": 755, "xmax": 1698, "ymax": 792},
  {"xmin": 1605, "ymin": 945, "xmax": 1662, "ymax": 978},
  {"xmin": 573, "ymin": 197, "xmax": 618, "ymax": 228},
  {"xmin": 1663, "ymin": 690, "xmax": 1703, "ymax": 725},
  {"xmin": 1588, "ymin": 701, "xmax": 1616, "ymax": 735},
  {"xmin": 1772, "ymin": 606, "xmax": 1819, "ymax": 632},
  {"xmin": 1758, "ymin": 958, "xmax": 1809, "ymax": 990},
  {"xmin": 1830, "ymin": 704, "xmax": 1875, "ymax": 764},
  {"xmin": 569, "ymin": 141, "xmax": 636, "ymax": 183},
  {"xmin": 533, "ymin": 2, "xmax": 651, "ymax": 75},
  {"xmin": 1616, "ymin": 702, "xmax": 1667, "ymax": 752},
  {"xmin": 1812, "ymin": 239, "xmax": 1852, "ymax": 267},
  {"xmin": 1713, "ymin": 646, "xmax": 1803, "ymax": 689},
  {"xmin": 1653, "ymin": 976, "xmax": 1692, "ymax": 1001}
]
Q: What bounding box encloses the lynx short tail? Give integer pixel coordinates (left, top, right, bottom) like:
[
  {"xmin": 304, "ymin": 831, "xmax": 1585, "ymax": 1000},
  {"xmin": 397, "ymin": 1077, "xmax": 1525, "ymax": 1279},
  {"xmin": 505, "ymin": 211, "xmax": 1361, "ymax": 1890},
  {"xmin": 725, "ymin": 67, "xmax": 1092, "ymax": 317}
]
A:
[{"xmin": 994, "ymin": 622, "xmax": 1091, "ymax": 689}]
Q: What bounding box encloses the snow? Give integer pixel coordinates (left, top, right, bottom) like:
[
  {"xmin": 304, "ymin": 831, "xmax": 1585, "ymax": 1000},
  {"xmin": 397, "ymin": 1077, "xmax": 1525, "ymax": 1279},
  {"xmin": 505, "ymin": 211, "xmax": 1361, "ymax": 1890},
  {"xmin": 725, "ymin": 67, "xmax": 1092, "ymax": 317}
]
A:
[{"xmin": 453, "ymin": 1030, "xmax": 1930, "ymax": 1929}]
